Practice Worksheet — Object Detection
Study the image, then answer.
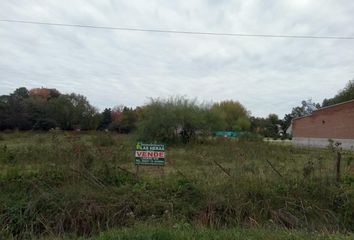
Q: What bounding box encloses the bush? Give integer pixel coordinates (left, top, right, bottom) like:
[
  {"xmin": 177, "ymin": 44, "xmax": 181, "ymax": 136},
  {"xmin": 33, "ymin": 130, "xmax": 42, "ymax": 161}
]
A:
[
  {"xmin": 33, "ymin": 118, "xmax": 57, "ymax": 131},
  {"xmin": 137, "ymin": 97, "xmax": 211, "ymax": 143},
  {"xmin": 92, "ymin": 133, "xmax": 115, "ymax": 147},
  {"xmin": 238, "ymin": 132, "xmax": 263, "ymax": 142}
]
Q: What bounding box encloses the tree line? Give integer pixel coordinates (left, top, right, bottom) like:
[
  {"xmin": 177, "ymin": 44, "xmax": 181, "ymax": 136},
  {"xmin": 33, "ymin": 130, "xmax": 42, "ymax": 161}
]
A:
[
  {"xmin": 0, "ymin": 87, "xmax": 137, "ymax": 132},
  {"xmin": 250, "ymin": 79, "xmax": 354, "ymax": 139},
  {"xmin": 0, "ymin": 88, "xmax": 251, "ymax": 142},
  {"xmin": 1, "ymin": 79, "xmax": 353, "ymax": 142}
]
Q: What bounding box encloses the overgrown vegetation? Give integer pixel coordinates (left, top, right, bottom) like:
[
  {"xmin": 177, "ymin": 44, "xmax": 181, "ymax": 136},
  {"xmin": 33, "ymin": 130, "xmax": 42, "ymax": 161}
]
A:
[
  {"xmin": 0, "ymin": 87, "xmax": 100, "ymax": 130},
  {"xmin": 323, "ymin": 79, "xmax": 354, "ymax": 107},
  {"xmin": 93, "ymin": 225, "xmax": 353, "ymax": 240},
  {"xmin": 2, "ymin": 78, "xmax": 353, "ymax": 141},
  {"xmin": 1, "ymin": 132, "xmax": 354, "ymax": 239},
  {"xmin": 137, "ymin": 97, "xmax": 250, "ymax": 143}
]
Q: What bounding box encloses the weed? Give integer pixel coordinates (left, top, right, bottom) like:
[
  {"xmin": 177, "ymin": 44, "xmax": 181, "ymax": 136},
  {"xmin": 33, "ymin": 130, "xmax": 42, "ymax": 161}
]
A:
[
  {"xmin": 0, "ymin": 132, "xmax": 354, "ymax": 239},
  {"xmin": 92, "ymin": 133, "xmax": 115, "ymax": 147}
]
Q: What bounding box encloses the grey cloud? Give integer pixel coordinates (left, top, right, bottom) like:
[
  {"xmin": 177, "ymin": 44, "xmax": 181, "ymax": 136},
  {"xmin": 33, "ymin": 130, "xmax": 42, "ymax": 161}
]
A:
[{"xmin": 1, "ymin": 0, "xmax": 354, "ymax": 117}]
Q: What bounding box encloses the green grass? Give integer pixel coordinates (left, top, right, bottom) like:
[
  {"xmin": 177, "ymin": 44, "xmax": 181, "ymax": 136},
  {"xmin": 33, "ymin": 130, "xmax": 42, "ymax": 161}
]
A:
[
  {"xmin": 0, "ymin": 131, "xmax": 354, "ymax": 239},
  {"xmin": 93, "ymin": 226, "xmax": 353, "ymax": 240}
]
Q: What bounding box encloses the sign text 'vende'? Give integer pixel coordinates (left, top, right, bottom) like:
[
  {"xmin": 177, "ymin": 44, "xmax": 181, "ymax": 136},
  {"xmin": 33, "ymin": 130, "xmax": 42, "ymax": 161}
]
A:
[{"xmin": 135, "ymin": 143, "xmax": 165, "ymax": 165}]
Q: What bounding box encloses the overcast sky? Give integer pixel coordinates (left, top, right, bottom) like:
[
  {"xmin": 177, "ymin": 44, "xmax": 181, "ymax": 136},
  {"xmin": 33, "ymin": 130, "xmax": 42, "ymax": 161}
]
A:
[{"xmin": 1, "ymin": 0, "xmax": 354, "ymax": 117}]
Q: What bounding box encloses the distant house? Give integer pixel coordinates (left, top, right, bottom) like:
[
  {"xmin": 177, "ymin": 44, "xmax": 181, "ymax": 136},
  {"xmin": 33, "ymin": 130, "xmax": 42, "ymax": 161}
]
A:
[
  {"xmin": 29, "ymin": 87, "xmax": 59, "ymax": 99},
  {"xmin": 292, "ymin": 99, "xmax": 354, "ymax": 150},
  {"xmin": 29, "ymin": 88, "xmax": 51, "ymax": 98}
]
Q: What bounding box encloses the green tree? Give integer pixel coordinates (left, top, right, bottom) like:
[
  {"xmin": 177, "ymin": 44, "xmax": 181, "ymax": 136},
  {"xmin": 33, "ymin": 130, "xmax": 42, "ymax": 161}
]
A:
[
  {"xmin": 250, "ymin": 116, "xmax": 268, "ymax": 135},
  {"xmin": 0, "ymin": 88, "xmax": 32, "ymax": 130},
  {"xmin": 99, "ymin": 108, "xmax": 112, "ymax": 130},
  {"xmin": 12, "ymin": 87, "xmax": 29, "ymax": 98},
  {"xmin": 46, "ymin": 95, "xmax": 75, "ymax": 130},
  {"xmin": 45, "ymin": 94, "xmax": 99, "ymax": 130},
  {"xmin": 0, "ymin": 88, "xmax": 100, "ymax": 131},
  {"xmin": 109, "ymin": 107, "xmax": 138, "ymax": 133},
  {"xmin": 0, "ymin": 95, "xmax": 11, "ymax": 130},
  {"xmin": 33, "ymin": 118, "xmax": 57, "ymax": 130},
  {"xmin": 210, "ymin": 100, "xmax": 250, "ymax": 131},
  {"xmin": 67, "ymin": 94, "xmax": 99, "ymax": 130},
  {"xmin": 265, "ymin": 114, "xmax": 280, "ymax": 138},
  {"xmin": 281, "ymin": 99, "xmax": 320, "ymax": 135},
  {"xmin": 137, "ymin": 97, "xmax": 209, "ymax": 143},
  {"xmin": 250, "ymin": 114, "xmax": 281, "ymax": 138},
  {"xmin": 280, "ymin": 113, "xmax": 293, "ymax": 135},
  {"xmin": 322, "ymin": 79, "xmax": 354, "ymax": 106}
]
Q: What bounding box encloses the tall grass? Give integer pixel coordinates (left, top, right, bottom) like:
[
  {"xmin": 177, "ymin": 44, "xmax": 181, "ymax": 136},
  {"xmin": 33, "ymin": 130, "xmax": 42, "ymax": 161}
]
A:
[
  {"xmin": 0, "ymin": 132, "xmax": 354, "ymax": 239},
  {"xmin": 94, "ymin": 225, "xmax": 354, "ymax": 240}
]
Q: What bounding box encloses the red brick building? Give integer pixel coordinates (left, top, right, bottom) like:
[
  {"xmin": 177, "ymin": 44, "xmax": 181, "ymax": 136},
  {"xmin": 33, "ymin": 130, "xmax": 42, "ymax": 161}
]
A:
[
  {"xmin": 292, "ymin": 99, "xmax": 354, "ymax": 150},
  {"xmin": 29, "ymin": 88, "xmax": 59, "ymax": 99}
]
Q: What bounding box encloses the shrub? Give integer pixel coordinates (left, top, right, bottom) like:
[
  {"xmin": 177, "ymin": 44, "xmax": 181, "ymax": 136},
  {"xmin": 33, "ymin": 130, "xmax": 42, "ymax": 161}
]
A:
[
  {"xmin": 137, "ymin": 97, "xmax": 211, "ymax": 143},
  {"xmin": 92, "ymin": 133, "xmax": 115, "ymax": 147},
  {"xmin": 238, "ymin": 132, "xmax": 263, "ymax": 142},
  {"xmin": 33, "ymin": 118, "xmax": 57, "ymax": 131}
]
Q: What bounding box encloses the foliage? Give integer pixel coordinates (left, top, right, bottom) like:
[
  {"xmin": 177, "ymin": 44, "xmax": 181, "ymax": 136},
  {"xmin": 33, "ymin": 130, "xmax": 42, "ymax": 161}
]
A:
[
  {"xmin": 250, "ymin": 114, "xmax": 281, "ymax": 138},
  {"xmin": 91, "ymin": 133, "xmax": 116, "ymax": 146},
  {"xmin": 323, "ymin": 79, "xmax": 354, "ymax": 107},
  {"xmin": 94, "ymin": 226, "xmax": 353, "ymax": 240},
  {"xmin": 137, "ymin": 97, "xmax": 210, "ymax": 143},
  {"xmin": 0, "ymin": 91, "xmax": 32, "ymax": 130},
  {"xmin": 98, "ymin": 108, "xmax": 112, "ymax": 130},
  {"xmin": 12, "ymin": 87, "xmax": 29, "ymax": 98},
  {"xmin": 210, "ymin": 100, "xmax": 250, "ymax": 131},
  {"xmin": 280, "ymin": 99, "xmax": 320, "ymax": 135},
  {"xmin": 1, "ymin": 132, "xmax": 354, "ymax": 239},
  {"xmin": 33, "ymin": 118, "xmax": 58, "ymax": 130},
  {"xmin": 281, "ymin": 80, "xmax": 354, "ymax": 136},
  {"xmin": 109, "ymin": 107, "xmax": 137, "ymax": 134},
  {"xmin": 137, "ymin": 98, "xmax": 251, "ymax": 143},
  {"xmin": 0, "ymin": 88, "xmax": 100, "ymax": 131},
  {"xmin": 238, "ymin": 132, "xmax": 263, "ymax": 142}
]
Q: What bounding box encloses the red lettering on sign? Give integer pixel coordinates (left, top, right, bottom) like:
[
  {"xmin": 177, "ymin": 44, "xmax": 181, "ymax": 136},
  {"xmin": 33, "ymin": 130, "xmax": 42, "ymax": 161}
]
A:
[{"xmin": 135, "ymin": 151, "xmax": 165, "ymax": 158}]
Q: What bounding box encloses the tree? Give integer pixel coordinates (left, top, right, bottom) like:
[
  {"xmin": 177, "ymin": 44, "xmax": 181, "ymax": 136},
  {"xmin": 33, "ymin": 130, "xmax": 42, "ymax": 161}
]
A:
[
  {"xmin": 0, "ymin": 89, "xmax": 32, "ymax": 130},
  {"xmin": 33, "ymin": 118, "xmax": 57, "ymax": 130},
  {"xmin": 0, "ymin": 95, "xmax": 11, "ymax": 130},
  {"xmin": 250, "ymin": 114, "xmax": 281, "ymax": 138},
  {"xmin": 281, "ymin": 99, "xmax": 319, "ymax": 135},
  {"xmin": 250, "ymin": 116, "xmax": 268, "ymax": 135},
  {"xmin": 111, "ymin": 105, "xmax": 124, "ymax": 122},
  {"xmin": 0, "ymin": 88, "xmax": 99, "ymax": 131},
  {"xmin": 280, "ymin": 113, "xmax": 293, "ymax": 135},
  {"xmin": 137, "ymin": 97, "xmax": 208, "ymax": 143},
  {"xmin": 322, "ymin": 79, "xmax": 354, "ymax": 107},
  {"xmin": 12, "ymin": 87, "xmax": 29, "ymax": 98},
  {"xmin": 68, "ymin": 94, "xmax": 100, "ymax": 130},
  {"xmin": 46, "ymin": 95, "xmax": 75, "ymax": 130},
  {"xmin": 109, "ymin": 107, "xmax": 138, "ymax": 133},
  {"xmin": 45, "ymin": 94, "xmax": 99, "ymax": 130},
  {"xmin": 99, "ymin": 108, "xmax": 112, "ymax": 130},
  {"xmin": 210, "ymin": 100, "xmax": 250, "ymax": 131},
  {"xmin": 264, "ymin": 114, "xmax": 280, "ymax": 138}
]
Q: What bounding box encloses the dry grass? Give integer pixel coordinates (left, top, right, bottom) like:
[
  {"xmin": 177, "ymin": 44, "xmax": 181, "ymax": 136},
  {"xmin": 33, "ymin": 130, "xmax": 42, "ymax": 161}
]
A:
[{"xmin": 0, "ymin": 131, "xmax": 354, "ymax": 239}]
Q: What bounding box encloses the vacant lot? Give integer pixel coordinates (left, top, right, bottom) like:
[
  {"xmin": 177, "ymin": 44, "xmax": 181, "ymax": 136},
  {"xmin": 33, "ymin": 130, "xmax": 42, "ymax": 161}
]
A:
[{"xmin": 0, "ymin": 131, "xmax": 354, "ymax": 239}]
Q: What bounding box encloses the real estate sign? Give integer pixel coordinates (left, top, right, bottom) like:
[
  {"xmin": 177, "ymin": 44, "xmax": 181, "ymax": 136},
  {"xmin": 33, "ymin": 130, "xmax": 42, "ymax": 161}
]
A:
[{"xmin": 135, "ymin": 143, "xmax": 165, "ymax": 166}]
